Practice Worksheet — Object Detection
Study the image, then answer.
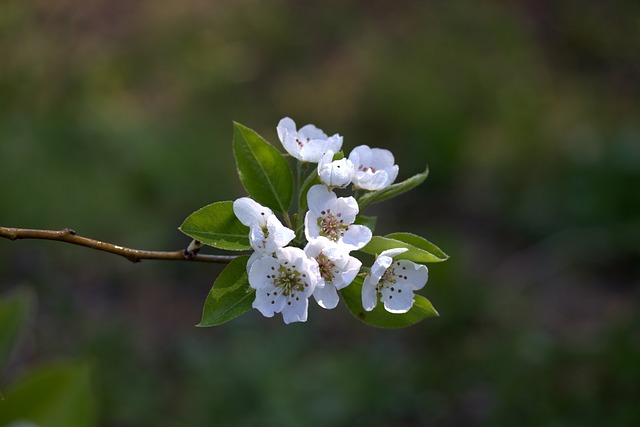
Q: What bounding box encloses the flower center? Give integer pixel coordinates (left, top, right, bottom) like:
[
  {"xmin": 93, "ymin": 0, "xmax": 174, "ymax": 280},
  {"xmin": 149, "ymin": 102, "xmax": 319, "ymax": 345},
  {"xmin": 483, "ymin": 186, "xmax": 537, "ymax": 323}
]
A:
[
  {"xmin": 317, "ymin": 209, "xmax": 349, "ymax": 241},
  {"xmin": 295, "ymin": 137, "xmax": 310, "ymax": 148},
  {"xmin": 316, "ymin": 252, "xmax": 336, "ymax": 284},
  {"xmin": 376, "ymin": 265, "xmax": 397, "ymax": 293},
  {"xmin": 359, "ymin": 165, "xmax": 377, "ymax": 173},
  {"xmin": 273, "ymin": 264, "xmax": 306, "ymax": 296}
]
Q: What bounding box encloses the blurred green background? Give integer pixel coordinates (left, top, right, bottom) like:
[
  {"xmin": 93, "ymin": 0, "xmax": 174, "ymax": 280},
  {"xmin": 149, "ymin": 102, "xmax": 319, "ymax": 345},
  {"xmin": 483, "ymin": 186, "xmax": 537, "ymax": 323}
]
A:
[{"xmin": 1, "ymin": 0, "xmax": 639, "ymax": 425}]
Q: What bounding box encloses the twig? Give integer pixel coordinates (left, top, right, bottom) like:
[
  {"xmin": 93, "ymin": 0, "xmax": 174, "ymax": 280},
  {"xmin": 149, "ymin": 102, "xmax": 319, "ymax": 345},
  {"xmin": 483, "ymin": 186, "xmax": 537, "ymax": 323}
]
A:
[{"xmin": 0, "ymin": 226, "xmax": 237, "ymax": 264}]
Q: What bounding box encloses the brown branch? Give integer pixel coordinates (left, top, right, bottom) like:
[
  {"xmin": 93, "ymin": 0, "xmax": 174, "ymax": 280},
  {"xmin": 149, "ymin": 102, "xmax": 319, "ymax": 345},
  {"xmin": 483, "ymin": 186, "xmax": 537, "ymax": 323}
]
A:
[{"xmin": 0, "ymin": 226, "xmax": 238, "ymax": 264}]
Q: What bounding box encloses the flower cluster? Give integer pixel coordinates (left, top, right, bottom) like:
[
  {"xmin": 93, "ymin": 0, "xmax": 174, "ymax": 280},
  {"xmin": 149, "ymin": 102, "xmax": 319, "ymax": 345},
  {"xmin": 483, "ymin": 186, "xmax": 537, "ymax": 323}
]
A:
[{"xmin": 234, "ymin": 117, "xmax": 430, "ymax": 324}]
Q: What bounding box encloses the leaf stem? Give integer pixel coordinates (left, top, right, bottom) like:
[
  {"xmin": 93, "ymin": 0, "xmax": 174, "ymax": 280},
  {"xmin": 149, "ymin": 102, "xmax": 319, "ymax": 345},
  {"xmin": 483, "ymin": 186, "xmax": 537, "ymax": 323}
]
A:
[{"xmin": 0, "ymin": 226, "xmax": 237, "ymax": 264}]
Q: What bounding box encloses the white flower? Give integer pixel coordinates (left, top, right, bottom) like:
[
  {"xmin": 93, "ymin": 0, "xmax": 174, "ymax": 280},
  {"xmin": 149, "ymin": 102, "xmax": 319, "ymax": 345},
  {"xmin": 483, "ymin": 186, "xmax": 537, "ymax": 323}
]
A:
[
  {"xmin": 248, "ymin": 246, "xmax": 319, "ymax": 324},
  {"xmin": 277, "ymin": 117, "xmax": 343, "ymax": 163},
  {"xmin": 317, "ymin": 149, "xmax": 355, "ymax": 188},
  {"xmin": 233, "ymin": 197, "xmax": 295, "ymax": 271},
  {"xmin": 362, "ymin": 248, "xmax": 428, "ymax": 313},
  {"xmin": 304, "ymin": 237, "xmax": 362, "ymax": 309},
  {"xmin": 348, "ymin": 145, "xmax": 399, "ymax": 190},
  {"xmin": 305, "ymin": 185, "xmax": 372, "ymax": 251}
]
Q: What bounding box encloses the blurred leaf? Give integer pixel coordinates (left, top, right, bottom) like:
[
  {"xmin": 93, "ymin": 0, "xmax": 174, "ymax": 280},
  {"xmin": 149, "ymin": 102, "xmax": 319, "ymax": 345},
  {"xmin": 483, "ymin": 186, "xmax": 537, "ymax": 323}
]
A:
[
  {"xmin": 198, "ymin": 255, "xmax": 254, "ymax": 326},
  {"xmin": 0, "ymin": 362, "xmax": 96, "ymax": 427},
  {"xmin": 233, "ymin": 122, "xmax": 293, "ymax": 214},
  {"xmin": 357, "ymin": 165, "xmax": 429, "ymax": 211},
  {"xmin": 179, "ymin": 201, "xmax": 250, "ymax": 251},
  {"xmin": 0, "ymin": 287, "xmax": 34, "ymax": 374},
  {"xmin": 361, "ymin": 233, "xmax": 449, "ymax": 263},
  {"xmin": 354, "ymin": 215, "xmax": 377, "ymax": 233},
  {"xmin": 341, "ymin": 276, "xmax": 438, "ymax": 328}
]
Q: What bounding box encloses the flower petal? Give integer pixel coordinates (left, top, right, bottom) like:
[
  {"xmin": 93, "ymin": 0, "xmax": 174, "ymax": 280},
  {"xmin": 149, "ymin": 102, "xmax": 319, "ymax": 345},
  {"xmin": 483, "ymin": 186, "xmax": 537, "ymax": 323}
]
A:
[
  {"xmin": 248, "ymin": 256, "xmax": 279, "ymax": 290},
  {"xmin": 341, "ymin": 224, "xmax": 372, "ymax": 251},
  {"xmin": 233, "ymin": 197, "xmax": 272, "ymax": 227},
  {"xmin": 307, "ymin": 184, "xmax": 337, "ymax": 214},
  {"xmin": 362, "ymin": 275, "xmax": 379, "ymax": 311},
  {"xmin": 395, "ymin": 260, "xmax": 429, "ymax": 291},
  {"xmin": 299, "ymin": 124, "xmax": 328, "ymax": 140},
  {"xmin": 277, "ymin": 117, "xmax": 296, "ymax": 142},
  {"xmin": 282, "ymin": 296, "xmax": 309, "ymax": 323},
  {"xmin": 253, "ymin": 284, "xmax": 287, "ymax": 317},
  {"xmin": 333, "ymin": 196, "xmax": 359, "ymax": 224},
  {"xmin": 266, "ymin": 215, "xmax": 295, "ymax": 249},
  {"xmin": 380, "ymin": 284, "xmax": 415, "ymax": 313},
  {"xmin": 313, "ymin": 283, "xmax": 339, "ymax": 309}
]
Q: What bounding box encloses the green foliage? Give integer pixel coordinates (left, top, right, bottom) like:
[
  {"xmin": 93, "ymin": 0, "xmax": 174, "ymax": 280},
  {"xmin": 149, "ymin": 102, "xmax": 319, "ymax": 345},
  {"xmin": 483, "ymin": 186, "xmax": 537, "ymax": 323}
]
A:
[
  {"xmin": 357, "ymin": 166, "xmax": 429, "ymax": 211},
  {"xmin": 0, "ymin": 287, "xmax": 33, "ymax": 374},
  {"xmin": 0, "ymin": 362, "xmax": 96, "ymax": 427},
  {"xmin": 233, "ymin": 122, "xmax": 294, "ymax": 214},
  {"xmin": 179, "ymin": 201, "xmax": 251, "ymax": 251},
  {"xmin": 341, "ymin": 276, "xmax": 439, "ymax": 328},
  {"xmin": 198, "ymin": 256, "xmax": 254, "ymax": 326},
  {"xmin": 361, "ymin": 232, "xmax": 449, "ymax": 263}
]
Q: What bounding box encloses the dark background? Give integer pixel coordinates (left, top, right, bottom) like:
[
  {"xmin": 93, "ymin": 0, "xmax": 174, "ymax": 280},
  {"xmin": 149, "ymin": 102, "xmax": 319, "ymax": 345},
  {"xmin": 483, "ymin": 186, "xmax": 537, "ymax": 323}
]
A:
[{"xmin": 1, "ymin": 1, "xmax": 639, "ymax": 426}]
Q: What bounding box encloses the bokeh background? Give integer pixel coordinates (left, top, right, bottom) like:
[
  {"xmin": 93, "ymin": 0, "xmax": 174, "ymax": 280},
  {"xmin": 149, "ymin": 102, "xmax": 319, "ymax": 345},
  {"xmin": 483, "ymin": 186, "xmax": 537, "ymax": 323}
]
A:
[{"xmin": 2, "ymin": 0, "xmax": 640, "ymax": 425}]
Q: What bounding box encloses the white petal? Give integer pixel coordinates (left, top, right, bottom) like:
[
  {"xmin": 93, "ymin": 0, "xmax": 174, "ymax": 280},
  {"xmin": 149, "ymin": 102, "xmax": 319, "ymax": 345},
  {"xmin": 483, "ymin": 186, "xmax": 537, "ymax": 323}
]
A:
[
  {"xmin": 362, "ymin": 275, "xmax": 378, "ymax": 311},
  {"xmin": 304, "ymin": 237, "xmax": 332, "ymax": 258},
  {"xmin": 249, "ymin": 225, "xmax": 267, "ymax": 252},
  {"xmin": 253, "ymin": 284, "xmax": 287, "ymax": 317},
  {"xmin": 380, "ymin": 284, "xmax": 415, "ymax": 313},
  {"xmin": 340, "ymin": 224, "xmax": 372, "ymax": 251},
  {"xmin": 369, "ymin": 148, "xmax": 395, "ymax": 169},
  {"xmin": 325, "ymin": 134, "xmax": 343, "ymax": 153},
  {"xmin": 266, "ymin": 216, "xmax": 295, "ymax": 248},
  {"xmin": 298, "ymin": 123, "xmax": 328, "ymax": 140},
  {"xmin": 348, "ymin": 145, "xmax": 372, "ymax": 166},
  {"xmin": 307, "ymin": 184, "xmax": 337, "ymax": 214},
  {"xmin": 370, "ymin": 254, "xmax": 394, "ymax": 282},
  {"xmin": 380, "ymin": 247, "xmax": 409, "ymax": 258},
  {"xmin": 333, "ymin": 255, "xmax": 362, "ymax": 290},
  {"xmin": 333, "ymin": 196, "xmax": 359, "ymax": 224},
  {"xmin": 299, "ymin": 141, "xmax": 331, "ymax": 163},
  {"xmin": 313, "ymin": 282, "xmax": 339, "ymax": 309},
  {"xmin": 385, "ymin": 165, "xmax": 399, "ymax": 186},
  {"xmin": 233, "ymin": 198, "xmax": 271, "ymax": 227},
  {"xmin": 281, "ymin": 296, "xmax": 309, "ymax": 323},
  {"xmin": 395, "ymin": 260, "xmax": 428, "ymax": 291},
  {"xmin": 245, "ymin": 251, "xmax": 261, "ymax": 274},
  {"xmin": 248, "ymin": 256, "xmax": 279, "ymax": 290},
  {"xmin": 304, "ymin": 211, "xmax": 321, "ymax": 240},
  {"xmin": 277, "ymin": 117, "xmax": 296, "ymax": 143}
]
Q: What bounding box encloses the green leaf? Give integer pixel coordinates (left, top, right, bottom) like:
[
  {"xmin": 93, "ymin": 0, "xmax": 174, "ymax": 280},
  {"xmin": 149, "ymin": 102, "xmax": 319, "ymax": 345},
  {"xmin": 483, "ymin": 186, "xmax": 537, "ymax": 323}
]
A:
[
  {"xmin": 233, "ymin": 122, "xmax": 294, "ymax": 214},
  {"xmin": 0, "ymin": 362, "xmax": 96, "ymax": 427},
  {"xmin": 341, "ymin": 276, "xmax": 439, "ymax": 328},
  {"xmin": 198, "ymin": 255, "xmax": 254, "ymax": 326},
  {"xmin": 354, "ymin": 215, "xmax": 377, "ymax": 233},
  {"xmin": 0, "ymin": 287, "xmax": 34, "ymax": 373},
  {"xmin": 179, "ymin": 201, "xmax": 251, "ymax": 251},
  {"xmin": 357, "ymin": 165, "xmax": 429, "ymax": 211},
  {"xmin": 361, "ymin": 233, "xmax": 449, "ymax": 263}
]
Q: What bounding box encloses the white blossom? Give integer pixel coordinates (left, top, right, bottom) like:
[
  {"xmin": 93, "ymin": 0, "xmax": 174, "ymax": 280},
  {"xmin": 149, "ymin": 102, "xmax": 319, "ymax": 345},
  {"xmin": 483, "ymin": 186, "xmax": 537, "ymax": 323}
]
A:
[
  {"xmin": 248, "ymin": 246, "xmax": 319, "ymax": 324},
  {"xmin": 362, "ymin": 248, "xmax": 428, "ymax": 313},
  {"xmin": 233, "ymin": 197, "xmax": 295, "ymax": 271},
  {"xmin": 304, "ymin": 237, "xmax": 362, "ymax": 309},
  {"xmin": 348, "ymin": 145, "xmax": 399, "ymax": 190},
  {"xmin": 317, "ymin": 149, "xmax": 355, "ymax": 188},
  {"xmin": 277, "ymin": 117, "xmax": 343, "ymax": 163},
  {"xmin": 305, "ymin": 185, "xmax": 372, "ymax": 251}
]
